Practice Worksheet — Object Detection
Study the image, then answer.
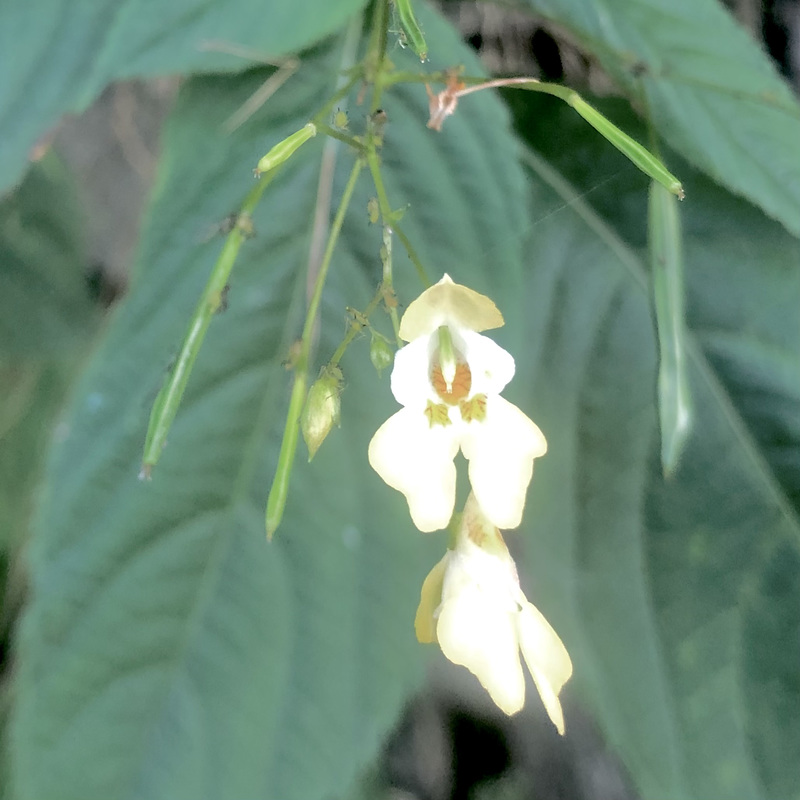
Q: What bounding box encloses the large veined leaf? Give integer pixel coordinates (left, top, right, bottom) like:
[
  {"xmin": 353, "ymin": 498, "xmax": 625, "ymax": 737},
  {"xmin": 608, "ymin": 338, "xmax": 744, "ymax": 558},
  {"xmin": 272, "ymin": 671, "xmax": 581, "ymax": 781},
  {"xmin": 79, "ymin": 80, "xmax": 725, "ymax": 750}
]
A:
[
  {"xmin": 517, "ymin": 0, "xmax": 800, "ymax": 238},
  {"xmin": 0, "ymin": 0, "xmax": 366, "ymax": 194},
  {"xmin": 10, "ymin": 12, "xmax": 533, "ymax": 800},
  {"xmin": 1, "ymin": 152, "xmax": 96, "ymax": 800},
  {"xmin": 0, "ymin": 149, "xmax": 95, "ymax": 610},
  {"xmin": 510, "ymin": 94, "xmax": 800, "ymax": 799}
]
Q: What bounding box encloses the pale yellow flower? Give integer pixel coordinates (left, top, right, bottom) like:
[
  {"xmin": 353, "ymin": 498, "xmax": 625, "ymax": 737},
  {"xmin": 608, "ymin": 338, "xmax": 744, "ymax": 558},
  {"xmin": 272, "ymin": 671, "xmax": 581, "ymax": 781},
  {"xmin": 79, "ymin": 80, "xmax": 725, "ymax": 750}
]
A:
[
  {"xmin": 368, "ymin": 275, "xmax": 547, "ymax": 532},
  {"xmin": 415, "ymin": 494, "xmax": 572, "ymax": 730}
]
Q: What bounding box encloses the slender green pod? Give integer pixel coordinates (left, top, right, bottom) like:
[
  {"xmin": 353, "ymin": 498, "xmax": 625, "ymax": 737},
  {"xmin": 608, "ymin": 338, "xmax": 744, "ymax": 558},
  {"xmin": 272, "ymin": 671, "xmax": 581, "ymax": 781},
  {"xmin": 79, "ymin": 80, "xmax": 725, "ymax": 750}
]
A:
[
  {"xmin": 255, "ymin": 123, "xmax": 316, "ymax": 176},
  {"xmin": 570, "ymin": 95, "xmax": 684, "ymax": 199},
  {"xmin": 265, "ymin": 371, "xmax": 307, "ymax": 539},
  {"xmin": 454, "ymin": 77, "xmax": 684, "ymax": 199},
  {"xmin": 394, "ymin": 0, "xmax": 427, "ymax": 61},
  {"xmin": 141, "ymin": 175, "xmax": 276, "ymax": 478},
  {"xmin": 649, "ymin": 181, "xmax": 693, "ymax": 477}
]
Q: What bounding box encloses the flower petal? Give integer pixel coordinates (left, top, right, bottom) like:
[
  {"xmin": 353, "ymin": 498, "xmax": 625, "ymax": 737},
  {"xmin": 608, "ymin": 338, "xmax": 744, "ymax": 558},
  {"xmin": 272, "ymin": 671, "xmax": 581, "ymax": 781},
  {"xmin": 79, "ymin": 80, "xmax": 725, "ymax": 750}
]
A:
[
  {"xmin": 457, "ymin": 329, "xmax": 515, "ymax": 395},
  {"xmin": 399, "ymin": 274, "xmax": 505, "ymax": 340},
  {"xmin": 368, "ymin": 407, "xmax": 459, "ymax": 531},
  {"xmin": 390, "ymin": 335, "xmax": 436, "ymax": 407},
  {"xmin": 460, "ymin": 396, "xmax": 547, "ymax": 529},
  {"xmin": 436, "ymin": 584, "xmax": 525, "ymax": 715},
  {"xmin": 517, "ymin": 601, "xmax": 573, "ymax": 735},
  {"xmin": 414, "ymin": 553, "xmax": 449, "ymax": 643}
]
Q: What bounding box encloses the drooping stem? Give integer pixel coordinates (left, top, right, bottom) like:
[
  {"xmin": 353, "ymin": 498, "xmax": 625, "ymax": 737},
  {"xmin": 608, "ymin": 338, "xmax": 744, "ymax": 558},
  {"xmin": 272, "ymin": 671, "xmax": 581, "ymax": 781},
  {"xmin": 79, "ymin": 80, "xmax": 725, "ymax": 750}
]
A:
[
  {"xmin": 140, "ymin": 52, "xmax": 365, "ymax": 479},
  {"xmin": 380, "ymin": 226, "xmax": 402, "ymax": 343},
  {"xmin": 140, "ymin": 170, "xmax": 279, "ymax": 477},
  {"xmin": 365, "ymin": 136, "xmax": 431, "ymax": 287},
  {"xmin": 329, "ymin": 305, "xmax": 378, "ymax": 368},
  {"xmin": 393, "ymin": 224, "xmax": 430, "ymax": 287},
  {"xmin": 365, "ymin": 144, "xmax": 392, "ymax": 220},
  {"xmin": 265, "ymin": 157, "xmax": 365, "ymax": 538}
]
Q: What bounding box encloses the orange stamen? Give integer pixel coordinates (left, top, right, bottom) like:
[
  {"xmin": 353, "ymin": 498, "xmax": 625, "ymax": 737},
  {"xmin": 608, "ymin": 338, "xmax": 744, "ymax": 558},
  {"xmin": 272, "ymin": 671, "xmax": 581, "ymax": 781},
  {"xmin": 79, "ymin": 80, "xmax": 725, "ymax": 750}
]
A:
[{"xmin": 431, "ymin": 362, "xmax": 472, "ymax": 405}]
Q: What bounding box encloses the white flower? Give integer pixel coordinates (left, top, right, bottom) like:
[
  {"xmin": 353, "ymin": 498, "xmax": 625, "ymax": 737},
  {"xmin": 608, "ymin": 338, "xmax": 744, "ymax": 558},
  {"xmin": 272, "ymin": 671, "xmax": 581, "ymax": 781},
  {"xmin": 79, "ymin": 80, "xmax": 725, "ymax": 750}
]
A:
[
  {"xmin": 368, "ymin": 275, "xmax": 546, "ymax": 532},
  {"xmin": 415, "ymin": 494, "xmax": 572, "ymax": 729}
]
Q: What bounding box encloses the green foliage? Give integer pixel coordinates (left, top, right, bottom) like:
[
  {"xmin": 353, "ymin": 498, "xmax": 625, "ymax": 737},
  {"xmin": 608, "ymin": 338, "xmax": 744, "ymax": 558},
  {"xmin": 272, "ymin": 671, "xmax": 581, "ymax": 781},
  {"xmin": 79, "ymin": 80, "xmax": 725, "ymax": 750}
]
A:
[
  {"xmin": 3, "ymin": 2, "xmax": 799, "ymax": 800},
  {"xmin": 515, "ymin": 93, "xmax": 800, "ymax": 800},
  {"xmin": 0, "ymin": 0, "xmax": 367, "ymax": 193},
  {"xmin": 0, "ymin": 150, "xmax": 95, "ymax": 613},
  {"xmin": 520, "ymin": 0, "xmax": 800, "ymax": 236},
  {"xmin": 0, "ymin": 153, "xmax": 96, "ymax": 800},
  {"xmin": 0, "ymin": 153, "xmax": 95, "ymax": 355},
  {"xmin": 11, "ymin": 15, "xmax": 531, "ymax": 800}
]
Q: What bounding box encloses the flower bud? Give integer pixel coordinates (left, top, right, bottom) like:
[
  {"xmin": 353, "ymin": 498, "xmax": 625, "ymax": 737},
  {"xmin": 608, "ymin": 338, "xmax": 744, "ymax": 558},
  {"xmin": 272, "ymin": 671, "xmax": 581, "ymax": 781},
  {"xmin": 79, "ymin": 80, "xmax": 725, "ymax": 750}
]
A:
[
  {"xmin": 301, "ymin": 366, "xmax": 343, "ymax": 460},
  {"xmin": 255, "ymin": 123, "xmax": 316, "ymax": 176},
  {"xmin": 367, "ymin": 197, "xmax": 380, "ymax": 224},
  {"xmin": 369, "ymin": 334, "xmax": 393, "ymax": 375}
]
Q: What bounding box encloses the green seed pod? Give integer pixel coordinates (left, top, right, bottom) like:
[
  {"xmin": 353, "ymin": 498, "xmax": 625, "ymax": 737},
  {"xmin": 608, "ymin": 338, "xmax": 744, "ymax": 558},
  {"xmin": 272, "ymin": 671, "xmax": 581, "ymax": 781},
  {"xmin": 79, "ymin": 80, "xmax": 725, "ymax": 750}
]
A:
[
  {"xmin": 369, "ymin": 334, "xmax": 394, "ymax": 375},
  {"xmin": 649, "ymin": 182, "xmax": 692, "ymax": 476},
  {"xmin": 301, "ymin": 366, "xmax": 343, "ymax": 460},
  {"xmin": 255, "ymin": 123, "xmax": 316, "ymax": 176},
  {"xmin": 394, "ymin": 0, "xmax": 427, "ymax": 61},
  {"xmin": 567, "ymin": 96, "xmax": 684, "ymax": 198}
]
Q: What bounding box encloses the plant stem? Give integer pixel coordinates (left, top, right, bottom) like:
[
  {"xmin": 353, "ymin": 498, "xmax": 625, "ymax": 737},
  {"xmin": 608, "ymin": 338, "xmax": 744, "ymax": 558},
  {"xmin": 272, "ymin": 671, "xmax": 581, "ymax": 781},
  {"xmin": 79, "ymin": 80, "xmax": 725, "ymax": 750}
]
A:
[
  {"xmin": 365, "ymin": 146, "xmax": 393, "ymax": 219},
  {"xmin": 329, "ymin": 295, "xmax": 383, "ymax": 368},
  {"xmin": 265, "ymin": 157, "xmax": 365, "ymax": 538},
  {"xmin": 315, "ymin": 123, "xmax": 365, "ymax": 151},
  {"xmin": 381, "ymin": 226, "xmax": 402, "ymax": 343},
  {"xmin": 393, "ymin": 223, "xmax": 430, "ymax": 286},
  {"xmin": 140, "ymin": 170, "xmax": 278, "ymax": 476}
]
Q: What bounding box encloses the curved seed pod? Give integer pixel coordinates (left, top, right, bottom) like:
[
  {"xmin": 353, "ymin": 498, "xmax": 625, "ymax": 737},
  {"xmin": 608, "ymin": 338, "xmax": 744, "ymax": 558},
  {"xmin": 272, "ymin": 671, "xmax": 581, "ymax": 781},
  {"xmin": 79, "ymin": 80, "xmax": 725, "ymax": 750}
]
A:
[
  {"xmin": 394, "ymin": 0, "xmax": 427, "ymax": 61},
  {"xmin": 569, "ymin": 95, "xmax": 684, "ymax": 199},
  {"xmin": 649, "ymin": 182, "xmax": 693, "ymax": 476}
]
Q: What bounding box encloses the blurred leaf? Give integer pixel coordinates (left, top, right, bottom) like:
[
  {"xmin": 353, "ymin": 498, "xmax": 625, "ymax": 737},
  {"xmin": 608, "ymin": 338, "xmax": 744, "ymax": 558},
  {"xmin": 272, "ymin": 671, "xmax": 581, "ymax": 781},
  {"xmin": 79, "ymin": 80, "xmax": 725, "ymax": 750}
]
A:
[
  {"xmin": 471, "ymin": 772, "xmax": 527, "ymax": 800},
  {"xmin": 511, "ymin": 94, "xmax": 800, "ymax": 799},
  {"xmin": 0, "ymin": 0, "xmax": 366, "ymax": 193},
  {"xmin": 0, "ymin": 149, "xmax": 95, "ymax": 641},
  {"xmin": 0, "ymin": 361, "xmax": 80, "ymax": 559},
  {"xmin": 0, "ymin": 152, "xmax": 94, "ymax": 355},
  {"xmin": 11, "ymin": 13, "xmax": 532, "ymax": 800},
  {"xmin": 1, "ymin": 154, "xmax": 96, "ymax": 800},
  {"xmin": 519, "ymin": 0, "xmax": 800, "ymax": 236}
]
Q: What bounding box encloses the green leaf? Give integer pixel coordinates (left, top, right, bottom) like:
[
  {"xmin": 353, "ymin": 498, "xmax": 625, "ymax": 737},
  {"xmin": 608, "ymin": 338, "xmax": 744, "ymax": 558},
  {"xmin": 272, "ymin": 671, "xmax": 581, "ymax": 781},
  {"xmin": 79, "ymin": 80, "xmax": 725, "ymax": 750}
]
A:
[
  {"xmin": 10, "ymin": 13, "xmax": 532, "ymax": 800},
  {"xmin": 512, "ymin": 95, "xmax": 800, "ymax": 799},
  {"xmin": 0, "ymin": 153, "xmax": 96, "ymax": 800},
  {"xmin": 0, "ymin": 152, "xmax": 94, "ymax": 355},
  {"xmin": 0, "ymin": 0, "xmax": 366, "ymax": 194},
  {"xmin": 0, "ymin": 150, "xmax": 95, "ymax": 622},
  {"xmin": 518, "ymin": 0, "xmax": 800, "ymax": 236}
]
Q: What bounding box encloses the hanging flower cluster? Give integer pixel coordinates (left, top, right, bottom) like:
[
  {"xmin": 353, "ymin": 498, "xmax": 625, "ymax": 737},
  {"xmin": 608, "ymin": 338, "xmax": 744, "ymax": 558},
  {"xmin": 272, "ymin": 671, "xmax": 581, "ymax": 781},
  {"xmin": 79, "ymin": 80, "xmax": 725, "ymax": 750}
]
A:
[{"xmin": 369, "ymin": 275, "xmax": 572, "ymax": 729}]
